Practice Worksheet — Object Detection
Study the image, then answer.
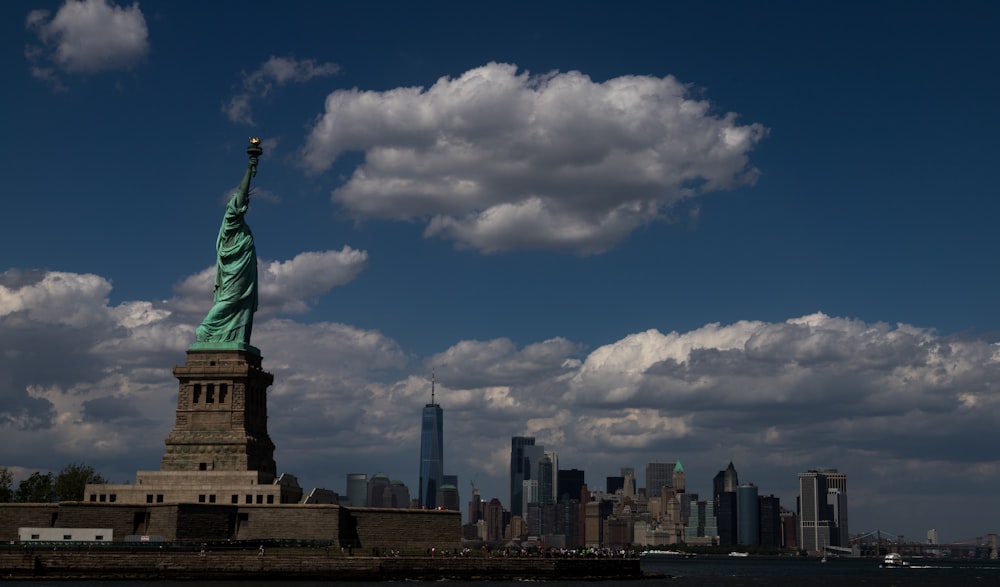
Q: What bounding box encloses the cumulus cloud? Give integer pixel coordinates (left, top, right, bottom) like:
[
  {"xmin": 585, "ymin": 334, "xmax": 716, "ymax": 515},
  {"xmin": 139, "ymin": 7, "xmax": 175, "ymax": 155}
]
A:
[
  {"xmin": 0, "ymin": 270, "xmax": 112, "ymax": 328},
  {"xmin": 249, "ymin": 320, "xmax": 412, "ymax": 466},
  {"xmin": 0, "ymin": 270, "xmax": 118, "ymax": 429},
  {"xmin": 0, "ymin": 250, "xmax": 368, "ymax": 474},
  {"xmin": 25, "ymin": 0, "xmax": 148, "ymax": 89},
  {"xmin": 170, "ymin": 247, "xmax": 368, "ymax": 318},
  {"xmin": 300, "ymin": 62, "xmax": 766, "ymax": 254},
  {"xmin": 404, "ymin": 313, "xmax": 1000, "ymax": 533},
  {"xmin": 4, "ymin": 266, "xmax": 999, "ymax": 538},
  {"xmin": 427, "ymin": 337, "xmax": 584, "ymax": 388},
  {"xmin": 259, "ymin": 248, "xmax": 368, "ymax": 314},
  {"xmin": 563, "ymin": 313, "xmax": 1000, "ymax": 466},
  {"xmin": 225, "ymin": 55, "xmax": 341, "ymax": 125}
]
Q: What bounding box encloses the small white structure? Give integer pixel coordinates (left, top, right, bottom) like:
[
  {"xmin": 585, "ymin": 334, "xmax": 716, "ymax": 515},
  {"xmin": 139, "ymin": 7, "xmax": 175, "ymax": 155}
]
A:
[{"xmin": 18, "ymin": 528, "xmax": 113, "ymax": 542}]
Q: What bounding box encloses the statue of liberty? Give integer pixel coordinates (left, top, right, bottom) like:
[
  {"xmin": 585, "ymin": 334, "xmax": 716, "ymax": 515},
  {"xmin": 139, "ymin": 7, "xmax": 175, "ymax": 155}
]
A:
[{"xmin": 192, "ymin": 138, "xmax": 262, "ymax": 353}]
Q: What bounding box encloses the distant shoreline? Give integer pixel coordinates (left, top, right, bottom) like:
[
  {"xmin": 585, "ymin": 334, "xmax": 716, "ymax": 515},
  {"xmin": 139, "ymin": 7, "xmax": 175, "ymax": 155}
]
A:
[{"xmin": 0, "ymin": 550, "xmax": 644, "ymax": 581}]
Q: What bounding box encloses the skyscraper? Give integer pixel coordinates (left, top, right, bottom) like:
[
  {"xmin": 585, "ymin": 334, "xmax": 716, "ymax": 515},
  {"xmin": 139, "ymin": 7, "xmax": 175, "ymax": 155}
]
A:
[
  {"xmin": 510, "ymin": 436, "xmax": 537, "ymax": 517},
  {"xmin": 437, "ymin": 482, "xmax": 459, "ymax": 511},
  {"xmin": 714, "ymin": 462, "xmax": 740, "ymax": 547},
  {"xmin": 537, "ymin": 455, "xmax": 554, "ymax": 505},
  {"xmin": 621, "ymin": 467, "xmax": 636, "ymax": 498},
  {"xmin": 368, "ymin": 473, "xmax": 411, "ymax": 508},
  {"xmin": 468, "ymin": 487, "xmax": 483, "ymax": 525},
  {"xmin": 544, "ymin": 450, "xmax": 559, "ymax": 503},
  {"xmin": 823, "ymin": 470, "xmax": 849, "ymax": 547},
  {"xmin": 671, "ymin": 459, "xmax": 691, "ymax": 529},
  {"xmin": 714, "ymin": 461, "xmax": 739, "ymax": 496},
  {"xmin": 418, "ymin": 375, "xmax": 443, "ymax": 509},
  {"xmin": 646, "ymin": 461, "xmax": 672, "ymax": 496},
  {"xmin": 557, "ymin": 468, "xmax": 585, "ymax": 503},
  {"xmin": 522, "ymin": 479, "xmax": 539, "ymax": 515},
  {"xmin": 346, "ymin": 473, "xmax": 367, "ymax": 507},
  {"xmin": 759, "ymin": 494, "xmax": 782, "ymax": 547},
  {"xmin": 672, "ymin": 459, "xmax": 686, "ymax": 493},
  {"xmin": 484, "ymin": 498, "xmax": 505, "ymax": 542},
  {"xmin": 798, "ymin": 469, "xmax": 848, "ymax": 553},
  {"xmin": 737, "ymin": 483, "xmax": 759, "ymax": 545}
]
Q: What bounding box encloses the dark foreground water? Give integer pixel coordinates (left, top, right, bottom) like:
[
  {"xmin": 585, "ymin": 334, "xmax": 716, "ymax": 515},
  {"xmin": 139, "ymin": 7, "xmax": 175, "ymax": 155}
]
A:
[
  {"xmin": 640, "ymin": 554, "xmax": 1000, "ymax": 586},
  {"xmin": 3, "ymin": 555, "xmax": 999, "ymax": 586}
]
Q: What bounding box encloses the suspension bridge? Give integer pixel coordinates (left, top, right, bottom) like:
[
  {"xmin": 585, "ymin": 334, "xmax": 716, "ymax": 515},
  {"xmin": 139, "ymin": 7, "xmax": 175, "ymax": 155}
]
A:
[{"xmin": 849, "ymin": 529, "xmax": 998, "ymax": 559}]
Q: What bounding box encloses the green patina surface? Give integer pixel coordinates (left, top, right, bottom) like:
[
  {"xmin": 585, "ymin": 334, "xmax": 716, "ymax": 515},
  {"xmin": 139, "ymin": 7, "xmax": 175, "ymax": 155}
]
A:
[{"xmin": 193, "ymin": 140, "xmax": 262, "ymax": 354}]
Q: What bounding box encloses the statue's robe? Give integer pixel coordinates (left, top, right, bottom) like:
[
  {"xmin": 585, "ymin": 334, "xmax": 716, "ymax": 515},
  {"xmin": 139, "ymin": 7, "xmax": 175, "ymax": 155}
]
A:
[{"xmin": 195, "ymin": 190, "xmax": 258, "ymax": 344}]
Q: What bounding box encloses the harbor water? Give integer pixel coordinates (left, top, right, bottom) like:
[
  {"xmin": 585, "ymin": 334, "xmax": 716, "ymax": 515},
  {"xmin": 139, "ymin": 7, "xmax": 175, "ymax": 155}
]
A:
[
  {"xmin": 3, "ymin": 555, "xmax": 999, "ymax": 586},
  {"xmin": 639, "ymin": 554, "xmax": 1000, "ymax": 585}
]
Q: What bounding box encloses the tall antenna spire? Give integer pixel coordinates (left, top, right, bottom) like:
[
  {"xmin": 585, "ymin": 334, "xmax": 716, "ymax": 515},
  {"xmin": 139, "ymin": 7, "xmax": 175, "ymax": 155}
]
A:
[{"xmin": 431, "ymin": 368, "xmax": 436, "ymax": 405}]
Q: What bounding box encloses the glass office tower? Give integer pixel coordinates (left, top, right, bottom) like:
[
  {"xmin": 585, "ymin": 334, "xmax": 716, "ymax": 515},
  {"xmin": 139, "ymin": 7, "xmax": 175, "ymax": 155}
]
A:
[
  {"xmin": 346, "ymin": 473, "xmax": 367, "ymax": 507},
  {"xmin": 419, "ymin": 399, "xmax": 443, "ymax": 509},
  {"xmin": 737, "ymin": 483, "xmax": 760, "ymax": 545},
  {"xmin": 510, "ymin": 436, "xmax": 537, "ymax": 517}
]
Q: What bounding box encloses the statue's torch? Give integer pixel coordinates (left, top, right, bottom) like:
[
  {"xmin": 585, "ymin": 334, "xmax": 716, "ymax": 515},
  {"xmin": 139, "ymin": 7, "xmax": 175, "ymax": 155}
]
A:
[{"xmin": 247, "ymin": 137, "xmax": 262, "ymax": 176}]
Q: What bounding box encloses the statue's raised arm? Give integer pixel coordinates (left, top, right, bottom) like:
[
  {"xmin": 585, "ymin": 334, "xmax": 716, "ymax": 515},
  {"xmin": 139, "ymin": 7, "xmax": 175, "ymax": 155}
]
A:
[
  {"xmin": 191, "ymin": 138, "xmax": 263, "ymax": 354},
  {"xmin": 234, "ymin": 137, "xmax": 261, "ymax": 208}
]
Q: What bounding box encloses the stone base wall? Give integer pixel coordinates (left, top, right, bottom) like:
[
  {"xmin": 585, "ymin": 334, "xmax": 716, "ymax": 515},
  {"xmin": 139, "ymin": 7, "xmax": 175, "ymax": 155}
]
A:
[
  {"xmin": 346, "ymin": 507, "xmax": 460, "ymax": 553},
  {"xmin": 231, "ymin": 504, "xmax": 341, "ymax": 541},
  {"xmin": 0, "ymin": 504, "xmax": 60, "ymax": 539},
  {"xmin": 0, "ymin": 502, "xmax": 460, "ymax": 553},
  {"xmin": 52, "ymin": 502, "xmax": 151, "ymax": 539}
]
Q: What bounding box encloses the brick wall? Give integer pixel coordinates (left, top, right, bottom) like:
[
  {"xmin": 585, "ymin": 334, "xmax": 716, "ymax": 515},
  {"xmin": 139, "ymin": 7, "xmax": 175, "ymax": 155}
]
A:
[
  {"xmin": 0, "ymin": 504, "xmax": 59, "ymax": 541},
  {"xmin": 0, "ymin": 503, "xmax": 459, "ymax": 552},
  {"xmin": 172, "ymin": 504, "xmax": 233, "ymax": 541},
  {"xmin": 346, "ymin": 507, "xmax": 460, "ymax": 553},
  {"xmin": 233, "ymin": 505, "xmax": 340, "ymax": 541},
  {"xmin": 148, "ymin": 504, "xmax": 179, "ymax": 540},
  {"xmin": 56, "ymin": 503, "xmax": 147, "ymax": 538}
]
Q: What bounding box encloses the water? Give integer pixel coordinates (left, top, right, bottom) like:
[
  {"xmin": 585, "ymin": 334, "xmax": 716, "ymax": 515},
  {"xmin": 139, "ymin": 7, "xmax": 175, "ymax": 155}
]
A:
[
  {"xmin": 639, "ymin": 554, "xmax": 1000, "ymax": 586},
  {"xmin": 3, "ymin": 556, "xmax": 999, "ymax": 586}
]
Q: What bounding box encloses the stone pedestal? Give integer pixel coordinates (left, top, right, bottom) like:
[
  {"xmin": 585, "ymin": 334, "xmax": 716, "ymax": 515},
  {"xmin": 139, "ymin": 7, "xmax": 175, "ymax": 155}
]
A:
[{"xmin": 162, "ymin": 349, "xmax": 277, "ymax": 481}]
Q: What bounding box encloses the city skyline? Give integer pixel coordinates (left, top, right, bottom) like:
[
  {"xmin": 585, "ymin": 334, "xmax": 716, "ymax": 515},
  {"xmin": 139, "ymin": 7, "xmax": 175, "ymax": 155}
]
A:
[{"xmin": 2, "ymin": 0, "xmax": 1000, "ymax": 544}]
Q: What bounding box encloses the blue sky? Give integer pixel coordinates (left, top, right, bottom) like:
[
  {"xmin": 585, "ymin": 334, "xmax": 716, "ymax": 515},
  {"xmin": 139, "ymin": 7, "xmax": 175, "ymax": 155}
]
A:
[{"xmin": 2, "ymin": 0, "xmax": 999, "ymax": 542}]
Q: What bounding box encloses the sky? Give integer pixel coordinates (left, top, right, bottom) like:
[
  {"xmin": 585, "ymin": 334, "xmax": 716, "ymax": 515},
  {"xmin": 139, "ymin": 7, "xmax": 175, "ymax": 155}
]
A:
[{"xmin": 2, "ymin": 0, "xmax": 999, "ymax": 543}]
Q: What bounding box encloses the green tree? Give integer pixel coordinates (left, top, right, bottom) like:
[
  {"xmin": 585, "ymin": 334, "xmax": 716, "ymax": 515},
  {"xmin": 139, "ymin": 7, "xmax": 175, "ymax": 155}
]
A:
[
  {"xmin": 0, "ymin": 467, "xmax": 13, "ymax": 502},
  {"xmin": 15, "ymin": 471, "xmax": 54, "ymax": 502},
  {"xmin": 54, "ymin": 463, "xmax": 106, "ymax": 501}
]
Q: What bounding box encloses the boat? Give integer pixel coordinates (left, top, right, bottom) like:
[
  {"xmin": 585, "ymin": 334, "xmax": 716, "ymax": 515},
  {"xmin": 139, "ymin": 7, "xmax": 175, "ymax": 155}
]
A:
[
  {"xmin": 880, "ymin": 553, "xmax": 909, "ymax": 568},
  {"xmin": 640, "ymin": 549, "xmax": 696, "ymax": 559},
  {"xmin": 641, "ymin": 549, "xmax": 683, "ymax": 556}
]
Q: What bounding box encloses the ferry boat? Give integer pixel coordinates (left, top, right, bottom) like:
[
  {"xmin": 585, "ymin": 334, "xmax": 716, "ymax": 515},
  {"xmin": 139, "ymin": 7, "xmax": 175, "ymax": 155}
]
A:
[
  {"xmin": 880, "ymin": 552, "xmax": 909, "ymax": 568},
  {"xmin": 640, "ymin": 549, "xmax": 696, "ymax": 558}
]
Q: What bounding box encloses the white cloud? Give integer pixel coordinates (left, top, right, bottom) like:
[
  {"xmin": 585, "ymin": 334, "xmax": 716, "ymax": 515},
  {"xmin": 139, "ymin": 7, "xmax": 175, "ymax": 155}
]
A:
[
  {"xmin": 427, "ymin": 337, "xmax": 584, "ymax": 388},
  {"xmin": 0, "ymin": 246, "xmax": 366, "ymax": 445},
  {"xmin": 260, "ymin": 248, "xmax": 368, "ymax": 314},
  {"xmin": 170, "ymin": 247, "xmax": 368, "ymax": 319},
  {"xmin": 301, "ymin": 62, "xmax": 767, "ymax": 254},
  {"xmin": 572, "ymin": 409, "xmax": 693, "ymax": 451},
  {"xmin": 4, "ymin": 268, "xmax": 1000, "ymax": 541},
  {"xmin": 25, "ymin": 0, "xmax": 148, "ymax": 88},
  {"xmin": 0, "ymin": 271, "xmax": 112, "ymax": 327},
  {"xmin": 0, "ymin": 270, "xmax": 120, "ymax": 430},
  {"xmin": 225, "ymin": 56, "xmax": 341, "ymax": 125}
]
